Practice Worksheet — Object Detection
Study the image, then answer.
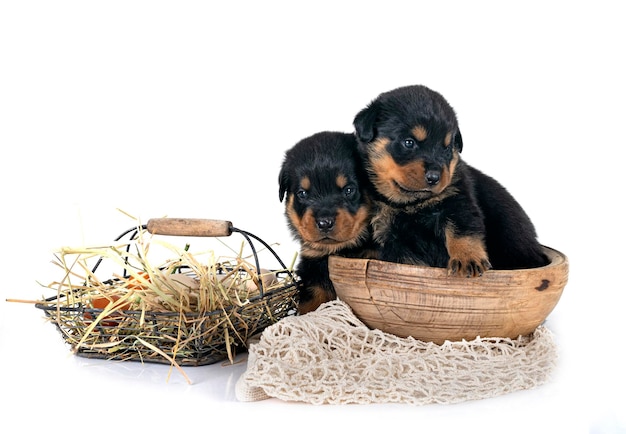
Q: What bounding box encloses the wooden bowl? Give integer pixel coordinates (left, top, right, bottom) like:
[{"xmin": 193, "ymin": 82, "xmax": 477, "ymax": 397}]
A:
[{"xmin": 328, "ymin": 246, "xmax": 568, "ymax": 344}]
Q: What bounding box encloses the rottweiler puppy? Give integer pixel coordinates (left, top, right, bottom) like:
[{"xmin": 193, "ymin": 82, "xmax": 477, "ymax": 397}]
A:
[
  {"xmin": 353, "ymin": 84, "xmax": 548, "ymax": 275},
  {"xmin": 279, "ymin": 131, "xmax": 373, "ymax": 313}
]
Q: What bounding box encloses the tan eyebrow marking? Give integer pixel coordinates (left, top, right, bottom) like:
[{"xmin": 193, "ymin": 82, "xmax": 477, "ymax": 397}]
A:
[{"xmin": 412, "ymin": 125, "xmax": 428, "ymax": 141}]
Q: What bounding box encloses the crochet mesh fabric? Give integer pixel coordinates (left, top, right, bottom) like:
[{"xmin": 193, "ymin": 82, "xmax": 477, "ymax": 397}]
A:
[{"xmin": 236, "ymin": 300, "xmax": 557, "ymax": 405}]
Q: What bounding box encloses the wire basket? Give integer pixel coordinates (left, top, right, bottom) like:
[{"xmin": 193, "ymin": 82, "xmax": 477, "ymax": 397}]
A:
[{"xmin": 35, "ymin": 218, "xmax": 298, "ymax": 366}]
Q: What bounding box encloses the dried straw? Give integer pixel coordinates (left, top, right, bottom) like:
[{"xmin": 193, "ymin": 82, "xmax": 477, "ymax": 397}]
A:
[{"xmin": 34, "ymin": 225, "xmax": 297, "ymax": 383}]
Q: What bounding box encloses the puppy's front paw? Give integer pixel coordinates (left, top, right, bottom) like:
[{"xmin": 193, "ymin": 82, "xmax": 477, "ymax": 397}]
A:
[
  {"xmin": 447, "ymin": 255, "xmax": 492, "ymax": 277},
  {"xmin": 297, "ymin": 283, "xmax": 336, "ymax": 314},
  {"xmin": 445, "ymin": 232, "xmax": 492, "ymax": 277}
]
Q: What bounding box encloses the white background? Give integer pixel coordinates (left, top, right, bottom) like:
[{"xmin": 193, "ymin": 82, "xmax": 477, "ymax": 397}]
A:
[{"xmin": 1, "ymin": 1, "xmax": 624, "ymax": 433}]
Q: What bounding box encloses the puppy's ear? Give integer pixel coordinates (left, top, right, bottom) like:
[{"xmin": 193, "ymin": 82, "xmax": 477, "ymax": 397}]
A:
[
  {"xmin": 278, "ymin": 164, "xmax": 289, "ymax": 202},
  {"xmin": 454, "ymin": 130, "xmax": 463, "ymax": 153},
  {"xmin": 353, "ymin": 101, "xmax": 380, "ymax": 144}
]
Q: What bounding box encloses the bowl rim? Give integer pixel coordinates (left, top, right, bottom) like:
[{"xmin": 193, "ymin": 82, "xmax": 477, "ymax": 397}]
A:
[{"xmin": 329, "ymin": 245, "xmax": 568, "ymax": 278}]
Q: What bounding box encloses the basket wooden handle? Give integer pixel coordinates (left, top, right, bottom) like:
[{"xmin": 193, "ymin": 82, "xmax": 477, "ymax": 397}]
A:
[{"xmin": 146, "ymin": 218, "xmax": 233, "ymax": 237}]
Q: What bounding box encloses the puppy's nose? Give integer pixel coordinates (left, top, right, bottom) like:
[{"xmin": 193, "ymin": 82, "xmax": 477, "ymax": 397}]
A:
[
  {"xmin": 316, "ymin": 217, "xmax": 335, "ymax": 231},
  {"xmin": 425, "ymin": 170, "xmax": 440, "ymax": 186}
]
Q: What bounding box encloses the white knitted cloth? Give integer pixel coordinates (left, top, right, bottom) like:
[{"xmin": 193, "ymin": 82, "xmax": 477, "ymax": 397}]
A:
[{"xmin": 235, "ymin": 300, "xmax": 557, "ymax": 405}]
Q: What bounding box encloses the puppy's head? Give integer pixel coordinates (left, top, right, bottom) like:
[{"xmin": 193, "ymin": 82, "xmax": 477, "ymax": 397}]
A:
[
  {"xmin": 279, "ymin": 131, "xmax": 370, "ymax": 258},
  {"xmin": 353, "ymin": 85, "xmax": 463, "ymax": 205}
]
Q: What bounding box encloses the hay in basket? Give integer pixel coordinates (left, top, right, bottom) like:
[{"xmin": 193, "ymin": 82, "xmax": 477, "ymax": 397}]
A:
[{"xmin": 34, "ymin": 218, "xmax": 297, "ymax": 382}]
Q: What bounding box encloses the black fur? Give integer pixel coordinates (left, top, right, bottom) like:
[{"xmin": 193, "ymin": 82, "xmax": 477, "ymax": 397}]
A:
[
  {"xmin": 354, "ymin": 85, "xmax": 548, "ymax": 274},
  {"xmin": 279, "ymin": 131, "xmax": 373, "ymax": 313}
]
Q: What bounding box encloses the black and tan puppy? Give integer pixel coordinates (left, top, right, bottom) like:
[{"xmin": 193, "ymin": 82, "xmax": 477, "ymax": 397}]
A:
[
  {"xmin": 279, "ymin": 131, "xmax": 373, "ymax": 313},
  {"xmin": 353, "ymin": 85, "xmax": 548, "ymax": 275}
]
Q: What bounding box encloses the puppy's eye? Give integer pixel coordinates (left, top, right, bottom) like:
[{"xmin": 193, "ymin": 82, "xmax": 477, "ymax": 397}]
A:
[
  {"xmin": 343, "ymin": 185, "xmax": 356, "ymax": 197},
  {"xmin": 403, "ymin": 138, "xmax": 417, "ymax": 149},
  {"xmin": 296, "ymin": 189, "xmax": 308, "ymax": 200}
]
